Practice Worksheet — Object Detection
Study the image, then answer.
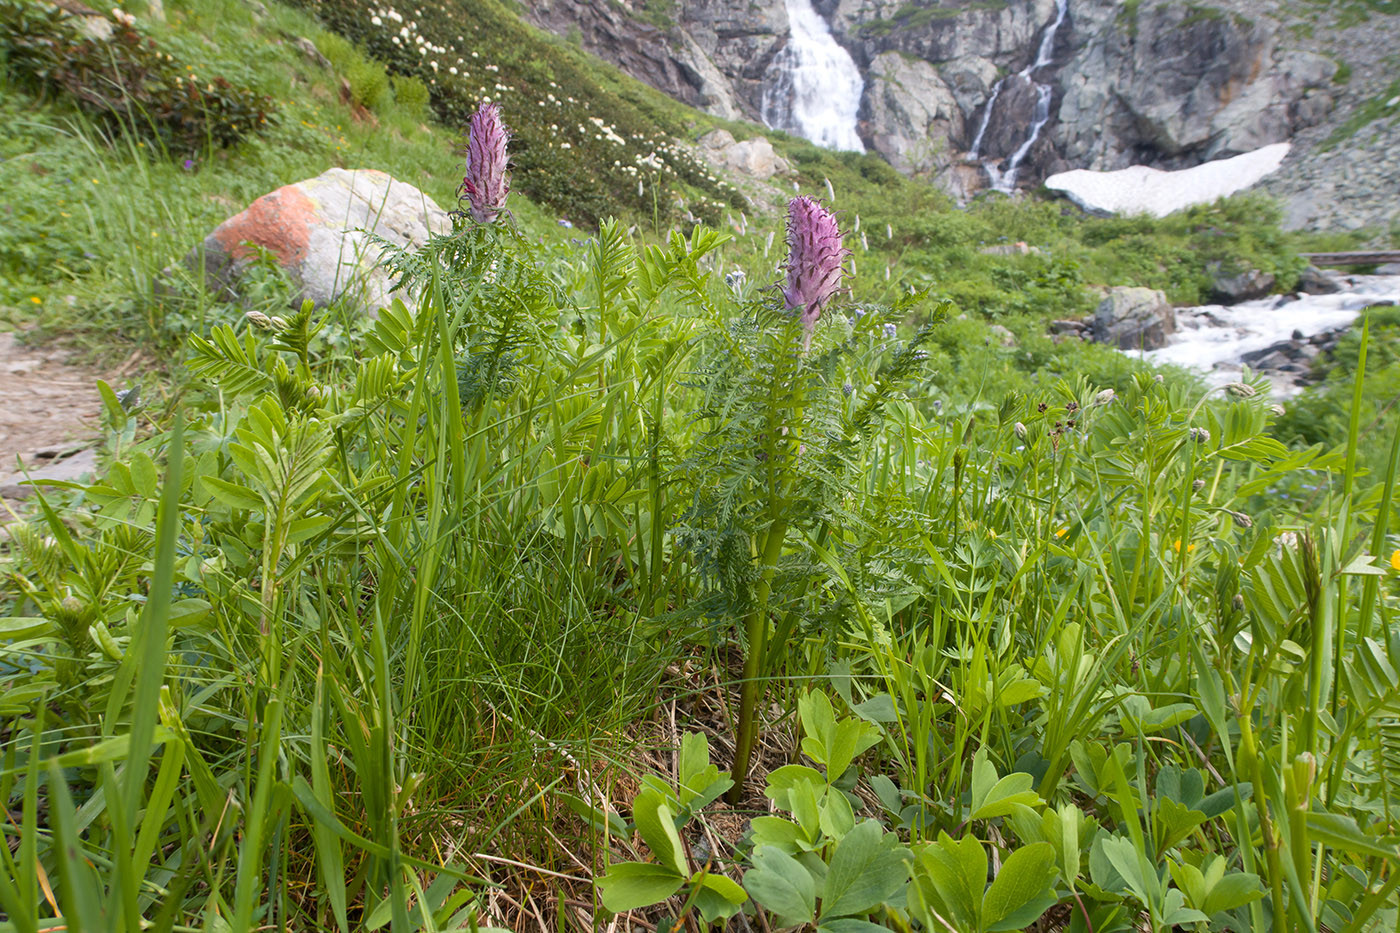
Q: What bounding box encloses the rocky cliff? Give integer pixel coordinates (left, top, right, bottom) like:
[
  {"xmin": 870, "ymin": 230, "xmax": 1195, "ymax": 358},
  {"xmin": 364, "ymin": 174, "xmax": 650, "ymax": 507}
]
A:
[{"xmin": 517, "ymin": 0, "xmax": 1400, "ymax": 232}]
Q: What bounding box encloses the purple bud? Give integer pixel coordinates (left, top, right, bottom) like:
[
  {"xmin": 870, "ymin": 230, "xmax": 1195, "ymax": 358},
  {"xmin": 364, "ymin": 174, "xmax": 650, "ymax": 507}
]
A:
[
  {"xmin": 781, "ymin": 197, "xmax": 849, "ymax": 346},
  {"xmin": 461, "ymin": 102, "xmax": 510, "ymax": 223}
]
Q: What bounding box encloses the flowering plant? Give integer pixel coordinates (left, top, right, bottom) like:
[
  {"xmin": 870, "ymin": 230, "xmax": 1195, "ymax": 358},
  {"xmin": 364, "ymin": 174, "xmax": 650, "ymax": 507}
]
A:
[
  {"xmin": 781, "ymin": 196, "xmax": 849, "ymax": 347},
  {"xmin": 460, "ymin": 101, "xmax": 510, "ymax": 223}
]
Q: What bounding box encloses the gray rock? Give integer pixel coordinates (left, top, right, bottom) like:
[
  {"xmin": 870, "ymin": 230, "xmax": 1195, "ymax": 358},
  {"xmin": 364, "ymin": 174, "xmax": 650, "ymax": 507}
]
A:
[
  {"xmin": 1208, "ymin": 262, "xmax": 1277, "ymax": 304},
  {"xmin": 862, "ymin": 52, "xmax": 963, "ymax": 175},
  {"xmin": 294, "ymin": 36, "xmax": 332, "ymax": 70},
  {"xmin": 724, "ymin": 137, "xmax": 787, "ymax": 180},
  {"xmin": 988, "ymin": 323, "xmax": 1017, "ymax": 347},
  {"xmin": 184, "ymin": 168, "xmax": 450, "ymax": 315},
  {"xmin": 1091, "ymin": 287, "xmax": 1176, "ymax": 350},
  {"xmin": 45, "ymin": 0, "xmax": 114, "ymax": 39},
  {"xmin": 1298, "ymin": 265, "xmax": 1343, "ymax": 295},
  {"xmin": 937, "ymin": 55, "xmax": 1000, "ymax": 124},
  {"xmin": 1054, "ymin": 3, "xmax": 1331, "ymax": 170}
]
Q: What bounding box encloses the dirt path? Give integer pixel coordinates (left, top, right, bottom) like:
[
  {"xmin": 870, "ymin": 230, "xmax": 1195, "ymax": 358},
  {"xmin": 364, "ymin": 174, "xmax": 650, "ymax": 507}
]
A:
[{"xmin": 0, "ymin": 330, "xmax": 116, "ymax": 514}]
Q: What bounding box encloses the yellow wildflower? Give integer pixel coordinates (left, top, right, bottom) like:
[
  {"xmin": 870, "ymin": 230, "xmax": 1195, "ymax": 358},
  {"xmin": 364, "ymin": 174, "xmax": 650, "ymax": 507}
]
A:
[{"xmin": 1391, "ymin": 549, "xmax": 1400, "ymax": 572}]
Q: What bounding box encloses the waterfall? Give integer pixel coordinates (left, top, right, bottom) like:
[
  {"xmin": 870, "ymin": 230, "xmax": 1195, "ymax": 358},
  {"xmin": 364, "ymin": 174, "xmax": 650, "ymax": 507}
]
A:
[
  {"xmin": 970, "ymin": 0, "xmax": 1068, "ymax": 191},
  {"xmin": 761, "ymin": 0, "xmax": 865, "ymax": 152}
]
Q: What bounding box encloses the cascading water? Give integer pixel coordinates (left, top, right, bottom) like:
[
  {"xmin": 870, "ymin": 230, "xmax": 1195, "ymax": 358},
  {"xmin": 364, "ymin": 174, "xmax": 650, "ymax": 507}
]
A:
[
  {"xmin": 761, "ymin": 0, "xmax": 865, "ymax": 152},
  {"xmin": 970, "ymin": 0, "xmax": 1068, "ymax": 190},
  {"xmin": 1136, "ymin": 274, "xmax": 1400, "ymax": 397}
]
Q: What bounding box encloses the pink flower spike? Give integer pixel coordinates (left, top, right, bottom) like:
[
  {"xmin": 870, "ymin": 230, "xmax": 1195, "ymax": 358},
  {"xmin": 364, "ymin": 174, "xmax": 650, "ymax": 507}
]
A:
[
  {"xmin": 462, "ymin": 102, "xmax": 510, "ymax": 223},
  {"xmin": 781, "ymin": 196, "xmax": 849, "ymax": 346}
]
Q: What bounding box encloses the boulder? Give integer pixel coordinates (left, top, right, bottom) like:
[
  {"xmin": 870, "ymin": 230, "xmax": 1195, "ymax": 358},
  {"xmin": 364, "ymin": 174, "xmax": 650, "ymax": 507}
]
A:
[
  {"xmin": 987, "ymin": 323, "xmax": 1017, "ymax": 347},
  {"xmin": 46, "ymin": 0, "xmax": 114, "ymax": 39},
  {"xmin": 724, "ymin": 137, "xmax": 786, "ymax": 180},
  {"xmin": 862, "ymin": 51, "xmax": 963, "ymax": 175},
  {"xmin": 698, "ymin": 130, "xmax": 789, "ymax": 180},
  {"xmin": 698, "ymin": 128, "xmax": 737, "ymax": 151},
  {"xmin": 186, "ymin": 168, "xmax": 450, "ymax": 314},
  {"xmin": 1091, "ymin": 287, "xmax": 1176, "ymax": 350},
  {"xmin": 1297, "ymin": 265, "xmax": 1342, "ymax": 295},
  {"xmin": 1207, "ymin": 261, "xmax": 1276, "ymax": 304}
]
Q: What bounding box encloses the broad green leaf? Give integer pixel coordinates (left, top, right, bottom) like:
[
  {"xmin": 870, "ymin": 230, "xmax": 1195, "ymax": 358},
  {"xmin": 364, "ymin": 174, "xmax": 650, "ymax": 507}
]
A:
[
  {"xmin": 849, "ymin": 694, "xmax": 898, "ymax": 723},
  {"xmin": 983, "ymin": 842, "xmax": 1058, "ymax": 931},
  {"xmin": 632, "ymin": 789, "xmax": 687, "ymax": 876},
  {"xmin": 972, "ymin": 772, "xmax": 1041, "ymax": 821},
  {"xmin": 0, "ymin": 618, "xmax": 53, "ymax": 639},
  {"xmin": 1097, "ymin": 835, "xmax": 1155, "ymax": 907},
  {"xmin": 597, "ymin": 862, "xmax": 684, "ymax": 912},
  {"xmin": 910, "ymin": 833, "xmax": 984, "ymax": 932},
  {"xmin": 1203, "ymin": 872, "xmax": 1265, "ymax": 915},
  {"xmin": 678, "ymin": 732, "xmax": 732, "ymax": 811},
  {"xmin": 1153, "ymin": 797, "xmax": 1210, "ymax": 854},
  {"xmin": 694, "ymin": 871, "xmax": 747, "ymax": 905},
  {"xmin": 751, "ymin": 815, "xmax": 808, "ymax": 850},
  {"xmin": 820, "ymin": 820, "xmax": 909, "ymax": 918},
  {"xmin": 818, "ymin": 920, "xmax": 891, "ymax": 933},
  {"xmin": 819, "ymin": 787, "xmax": 856, "ymax": 840},
  {"xmin": 745, "ymin": 846, "xmax": 817, "ymax": 924}
]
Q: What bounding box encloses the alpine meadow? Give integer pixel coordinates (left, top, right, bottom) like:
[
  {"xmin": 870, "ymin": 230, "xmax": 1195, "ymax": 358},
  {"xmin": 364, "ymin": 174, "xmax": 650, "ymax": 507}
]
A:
[{"xmin": 3, "ymin": 0, "xmax": 1400, "ymax": 929}]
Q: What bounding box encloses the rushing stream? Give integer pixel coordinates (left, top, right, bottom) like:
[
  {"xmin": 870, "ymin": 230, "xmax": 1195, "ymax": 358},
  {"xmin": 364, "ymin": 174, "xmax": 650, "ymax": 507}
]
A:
[
  {"xmin": 969, "ymin": 0, "xmax": 1069, "ymax": 191},
  {"xmin": 761, "ymin": 0, "xmax": 865, "ymax": 152},
  {"xmin": 1135, "ymin": 275, "xmax": 1400, "ymax": 396}
]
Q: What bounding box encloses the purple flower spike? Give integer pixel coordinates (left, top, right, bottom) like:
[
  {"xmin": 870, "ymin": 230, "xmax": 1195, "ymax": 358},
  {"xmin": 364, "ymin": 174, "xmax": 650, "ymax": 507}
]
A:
[
  {"xmin": 462, "ymin": 102, "xmax": 511, "ymax": 223},
  {"xmin": 781, "ymin": 196, "xmax": 849, "ymax": 346}
]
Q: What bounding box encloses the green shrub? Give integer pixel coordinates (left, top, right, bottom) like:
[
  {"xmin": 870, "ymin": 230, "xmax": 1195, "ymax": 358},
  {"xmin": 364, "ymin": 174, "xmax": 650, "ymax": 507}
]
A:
[
  {"xmin": 0, "ymin": 0, "xmax": 276, "ymax": 155},
  {"xmin": 391, "ymin": 72, "xmax": 431, "ymax": 117},
  {"xmin": 313, "ymin": 29, "xmax": 357, "ymax": 72},
  {"xmin": 344, "ymin": 57, "xmax": 389, "ymax": 110}
]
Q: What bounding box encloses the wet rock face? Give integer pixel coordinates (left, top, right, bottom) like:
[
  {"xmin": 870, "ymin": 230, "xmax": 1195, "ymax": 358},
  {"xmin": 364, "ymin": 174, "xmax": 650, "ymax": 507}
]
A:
[
  {"xmin": 861, "ymin": 51, "xmax": 964, "ymax": 174},
  {"xmin": 1054, "ymin": 2, "xmax": 1334, "ymax": 169}
]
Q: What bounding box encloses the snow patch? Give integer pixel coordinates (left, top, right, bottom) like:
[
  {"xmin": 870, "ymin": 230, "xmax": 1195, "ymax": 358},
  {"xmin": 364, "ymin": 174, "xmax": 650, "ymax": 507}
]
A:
[{"xmin": 1045, "ymin": 143, "xmax": 1291, "ymax": 217}]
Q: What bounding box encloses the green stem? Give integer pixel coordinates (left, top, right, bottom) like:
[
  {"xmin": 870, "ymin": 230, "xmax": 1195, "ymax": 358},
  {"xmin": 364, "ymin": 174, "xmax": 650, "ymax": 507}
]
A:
[
  {"xmin": 728, "ymin": 515, "xmax": 789, "ymax": 802},
  {"xmin": 1241, "ymin": 717, "xmax": 1288, "ymax": 933}
]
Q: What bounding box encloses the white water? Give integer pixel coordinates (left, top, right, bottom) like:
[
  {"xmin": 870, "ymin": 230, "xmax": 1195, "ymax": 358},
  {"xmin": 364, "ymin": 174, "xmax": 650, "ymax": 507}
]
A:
[
  {"xmin": 970, "ymin": 0, "xmax": 1069, "ymax": 191},
  {"xmin": 1133, "ymin": 276, "xmax": 1400, "ymax": 396},
  {"xmin": 762, "ymin": 0, "xmax": 865, "ymax": 152}
]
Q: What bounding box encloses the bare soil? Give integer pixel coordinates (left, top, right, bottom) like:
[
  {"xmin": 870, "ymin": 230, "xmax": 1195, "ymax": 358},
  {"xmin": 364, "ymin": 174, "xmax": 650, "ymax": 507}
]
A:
[{"xmin": 0, "ymin": 330, "xmax": 126, "ymax": 514}]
